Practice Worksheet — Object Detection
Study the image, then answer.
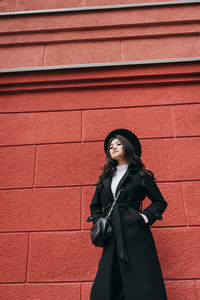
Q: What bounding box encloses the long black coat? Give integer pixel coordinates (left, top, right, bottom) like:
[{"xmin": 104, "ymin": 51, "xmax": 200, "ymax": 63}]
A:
[{"xmin": 89, "ymin": 165, "xmax": 168, "ymax": 300}]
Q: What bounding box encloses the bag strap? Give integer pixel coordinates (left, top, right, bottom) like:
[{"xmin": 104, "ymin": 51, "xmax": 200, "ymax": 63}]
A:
[
  {"xmin": 87, "ymin": 188, "xmax": 123, "ymax": 223},
  {"xmin": 105, "ymin": 188, "xmax": 123, "ymax": 220}
]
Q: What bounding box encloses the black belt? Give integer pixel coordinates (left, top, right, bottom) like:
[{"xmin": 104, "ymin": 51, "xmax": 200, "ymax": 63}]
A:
[{"xmin": 104, "ymin": 202, "xmax": 141, "ymax": 262}]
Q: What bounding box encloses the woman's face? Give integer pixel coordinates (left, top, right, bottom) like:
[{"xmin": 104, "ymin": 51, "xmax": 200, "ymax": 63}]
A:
[{"xmin": 109, "ymin": 138, "xmax": 125, "ymax": 162}]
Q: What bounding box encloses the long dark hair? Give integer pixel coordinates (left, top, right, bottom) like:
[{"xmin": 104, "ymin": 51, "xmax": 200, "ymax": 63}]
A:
[{"xmin": 97, "ymin": 134, "xmax": 155, "ymax": 189}]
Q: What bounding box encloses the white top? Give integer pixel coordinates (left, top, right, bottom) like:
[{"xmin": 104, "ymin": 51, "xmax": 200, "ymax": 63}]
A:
[
  {"xmin": 111, "ymin": 164, "xmax": 129, "ymax": 197},
  {"xmin": 111, "ymin": 164, "xmax": 149, "ymax": 224}
]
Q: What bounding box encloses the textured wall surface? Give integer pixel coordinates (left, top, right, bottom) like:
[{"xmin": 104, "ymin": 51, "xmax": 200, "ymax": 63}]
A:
[
  {"xmin": 0, "ymin": 0, "xmax": 191, "ymax": 12},
  {"xmin": 0, "ymin": 1, "xmax": 200, "ymax": 69},
  {"xmin": 0, "ymin": 1, "xmax": 200, "ymax": 299},
  {"xmin": 0, "ymin": 63, "xmax": 200, "ymax": 299}
]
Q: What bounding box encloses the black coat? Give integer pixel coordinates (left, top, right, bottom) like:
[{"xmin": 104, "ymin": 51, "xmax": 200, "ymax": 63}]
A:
[{"xmin": 89, "ymin": 165, "xmax": 168, "ymax": 300}]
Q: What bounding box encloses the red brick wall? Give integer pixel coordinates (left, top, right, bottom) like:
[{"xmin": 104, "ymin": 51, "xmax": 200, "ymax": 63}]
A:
[
  {"xmin": 0, "ymin": 1, "xmax": 200, "ymax": 300},
  {"xmin": 0, "ymin": 63, "xmax": 200, "ymax": 299}
]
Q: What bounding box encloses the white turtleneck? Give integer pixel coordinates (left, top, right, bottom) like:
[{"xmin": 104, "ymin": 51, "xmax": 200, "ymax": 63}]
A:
[
  {"xmin": 111, "ymin": 164, "xmax": 129, "ymax": 197},
  {"xmin": 111, "ymin": 164, "xmax": 149, "ymax": 224}
]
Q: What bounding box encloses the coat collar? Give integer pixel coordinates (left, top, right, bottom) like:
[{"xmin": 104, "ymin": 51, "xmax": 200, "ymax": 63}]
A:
[{"xmin": 101, "ymin": 164, "xmax": 138, "ymax": 200}]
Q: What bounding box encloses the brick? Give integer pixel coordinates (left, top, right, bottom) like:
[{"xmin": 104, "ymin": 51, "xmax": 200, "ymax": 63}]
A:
[
  {"xmin": 44, "ymin": 41, "xmax": 121, "ymax": 66},
  {"xmin": 165, "ymin": 280, "xmax": 197, "ymax": 300},
  {"xmin": 171, "ymin": 104, "xmax": 200, "ymax": 137},
  {"xmin": 0, "ymin": 146, "xmax": 35, "ymax": 189},
  {"xmin": 28, "ymin": 232, "xmax": 102, "ymax": 282},
  {"xmin": 83, "ymin": 106, "xmax": 173, "ymax": 141},
  {"xmin": 0, "ymin": 0, "xmax": 15, "ymax": 12},
  {"xmin": 0, "ymin": 284, "xmax": 80, "ymax": 300},
  {"xmin": 141, "ymin": 137, "xmax": 200, "ymax": 181},
  {"xmin": 182, "ymin": 182, "xmax": 200, "ymax": 226},
  {"xmin": 0, "ymin": 234, "xmax": 28, "ymax": 282},
  {"xmin": 0, "ymin": 46, "xmax": 44, "ymax": 69},
  {"xmin": 123, "ymin": 36, "xmax": 200, "ymax": 61},
  {"xmin": 0, "ymin": 111, "xmax": 81, "ymax": 146},
  {"xmin": 36, "ymin": 142, "xmax": 105, "ymax": 187},
  {"xmin": 82, "ymin": 283, "xmax": 93, "ymax": 300},
  {"xmin": 82, "ymin": 186, "xmax": 96, "ymax": 230},
  {"xmin": 143, "ymin": 182, "xmax": 186, "ymax": 227},
  {"xmin": 1, "ymin": 84, "xmax": 199, "ymax": 113},
  {"xmin": 16, "ymin": 0, "xmax": 82, "ymax": 11},
  {"xmin": 36, "ymin": 137, "xmax": 200, "ymax": 186},
  {"xmin": 0, "ymin": 187, "xmax": 81, "ymax": 231},
  {"xmin": 152, "ymin": 227, "xmax": 200, "ymax": 279}
]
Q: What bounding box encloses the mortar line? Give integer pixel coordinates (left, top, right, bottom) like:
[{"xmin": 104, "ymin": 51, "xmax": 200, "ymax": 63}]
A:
[
  {"xmin": 0, "ymin": 102, "xmax": 199, "ymax": 116},
  {"xmin": 80, "ymin": 186, "xmax": 83, "ymax": 231},
  {"xmin": 169, "ymin": 105, "xmax": 176, "ymax": 138},
  {"xmin": 42, "ymin": 45, "xmax": 46, "ymax": 67},
  {"xmin": 81, "ymin": 110, "xmax": 83, "ymax": 142},
  {"xmin": 180, "ymin": 182, "xmax": 189, "ymax": 227},
  {"xmin": 14, "ymin": 0, "xmax": 17, "ymax": 11},
  {"xmin": 1, "ymin": 224, "xmax": 200, "ymax": 235},
  {"xmin": 120, "ymin": 39, "xmax": 123, "ymax": 62},
  {"xmin": 0, "ymin": 278, "xmax": 199, "ymax": 285},
  {"xmin": 0, "ymin": 178, "xmax": 199, "ymax": 192},
  {"xmin": 194, "ymin": 280, "xmax": 199, "ymax": 300},
  {"xmin": 80, "ymin": 282, "xmax": 83, "ymax": 300},
  {"xmin": 25, "ymin": 233, "xmax": 30, "ymax": 283},
  {"xmin": 1, "ymin": 277, "xmax": 199, "ymax": 284},
  {"xmin": 33, "ymin": 145, "xmax": 38, "ymax": 188},
  {"xmin": 0, "ymin": 134, "xmax": 200, "ymax": 149}
]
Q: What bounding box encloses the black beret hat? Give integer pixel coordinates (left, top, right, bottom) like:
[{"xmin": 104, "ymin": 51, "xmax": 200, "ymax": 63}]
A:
[{"xmin": 104, "ymin": 128, "xmax": 141, "ymax": 157}]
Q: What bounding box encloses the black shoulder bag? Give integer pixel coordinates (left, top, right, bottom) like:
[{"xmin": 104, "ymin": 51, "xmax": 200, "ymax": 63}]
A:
[{"xmin": 87, "ymin": 188, "xmax": 123, "ymax": 247}]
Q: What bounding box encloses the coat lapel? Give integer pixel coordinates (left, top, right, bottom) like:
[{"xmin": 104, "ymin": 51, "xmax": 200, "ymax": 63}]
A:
[
  {"xmin": 116, "ymin": 164, "xmax": 138, "ymax": 194},
  {"xmin": 115, "ymin": 169, "xmax": 129, "ymax": 195},
  {"xmin": 101, "ymin": 176, "xmax": 113, "ymax": 200},
  {"xmin": 102, "ymin": 164, "xmax": 138, "ymax": 199}
]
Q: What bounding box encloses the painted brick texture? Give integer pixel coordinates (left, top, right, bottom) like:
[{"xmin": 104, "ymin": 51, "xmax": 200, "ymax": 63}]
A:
[
  {"xmin": 0, "ymin": 79, "xmax": 199, "ymax": 299},
  {"xmin": 0, "ymin": 1, "xmax": 200, "ymax": 300}
]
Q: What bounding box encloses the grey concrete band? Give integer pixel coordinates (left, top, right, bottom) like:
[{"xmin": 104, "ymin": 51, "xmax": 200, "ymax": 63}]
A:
[
  {"xmin": 0, "ymin": 0, "xmax": 199, "ymax": 17},
  {"xmin": 0, "ymin": 57, "xmax": 199, "ymax": 74}
]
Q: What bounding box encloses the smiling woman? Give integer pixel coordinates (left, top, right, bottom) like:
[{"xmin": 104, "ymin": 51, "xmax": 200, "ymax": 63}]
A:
[
  {"xmin": 109, "ymin": 138, "xmax": 126, "ymax": 165},
  {"xmin": 87, "ymin": 128, "xmax": 168, "ymax": 300}
]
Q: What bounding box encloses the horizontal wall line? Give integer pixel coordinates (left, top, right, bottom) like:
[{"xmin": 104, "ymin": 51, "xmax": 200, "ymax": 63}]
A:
[
  {"xmin": 0, "ymin": 135, "xmax": 200, "ymax": 149},
  {"xmin": 2, "ymin": 30, "xmax": 200, "ymax": 47},
  {"xmin": 0, "ymin": 179, "xmax": 199, "ymax": 191},
  {"xmin": 0, "ymin": 179, "xmax": 200, "ymax": 192},
  {"xmin": 0, "ymin": 57, "xmax": 199, "ymax": 74},
  {"xmin": 0, "ymin": 0, "xmax": 199, "ymax": 17},
  {"xmin": 0, "ymin": 101, "xmax": 200, "ymax": 114},
  {"xmin": 0, "ymin": 279, "xmax": 198, "ymax": 285},
  {"xmin": 0, "ymin": 225, "xmax": 200, "ymax": 234}
]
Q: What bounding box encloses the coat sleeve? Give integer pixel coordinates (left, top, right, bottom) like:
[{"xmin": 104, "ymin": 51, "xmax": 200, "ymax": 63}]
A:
[
  {"xmin": 89, "ymin": 185, "xmax": 103, "ymax": 223},
  {"xmin": 141, "ymin": 171, "xmax": 168, "ymax": 226}
]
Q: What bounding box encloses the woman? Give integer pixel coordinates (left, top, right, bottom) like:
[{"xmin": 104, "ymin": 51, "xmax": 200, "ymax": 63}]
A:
[{"xmin": 87, "ymin": 128, "xmax": 168, "ymax": 300}]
